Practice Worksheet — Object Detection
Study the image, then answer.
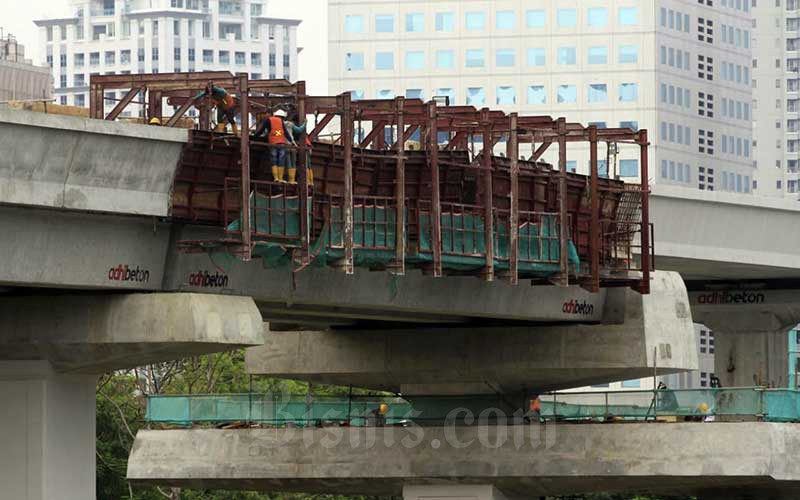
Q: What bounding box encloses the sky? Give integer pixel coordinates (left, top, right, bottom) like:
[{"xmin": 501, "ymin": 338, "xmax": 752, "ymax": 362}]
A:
[{"xmin": 2, "ymin": 0, "xmax": 328, "ymax": 94}]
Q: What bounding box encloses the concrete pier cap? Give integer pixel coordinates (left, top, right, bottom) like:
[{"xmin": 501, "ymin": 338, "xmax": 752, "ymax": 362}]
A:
[
  {"xmin": 246, "ymin": 271, "xmax": 697, "ymax": 394},
  {"xmin": 0, "ymin": 293, "xmax": 264, "ymax": 373}
]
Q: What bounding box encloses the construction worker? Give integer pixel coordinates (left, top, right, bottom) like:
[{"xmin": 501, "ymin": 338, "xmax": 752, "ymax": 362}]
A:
[
  {"xmin": 285, "ymin": 111, "xmax": 313, "ymax": 186},
  {"xmin": 194, "ymin": 84, "xmax": 239, "ymax": 135},
  {"xmin": 254, "ymin": 108, "xmax": 292, "ymax": 183},
  {"xmin": 148, "ymin": 117, "xmax": 161, "ymax": 126}
]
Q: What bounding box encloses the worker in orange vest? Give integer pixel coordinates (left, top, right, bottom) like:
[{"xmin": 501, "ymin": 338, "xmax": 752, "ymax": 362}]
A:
[
  {"xmin": 194, "ymin": 85, "xmax": 239, "ymax": 135},
  {"xmin": 254, "ymin": 108, "xmax": 292, "ymax": 182}
]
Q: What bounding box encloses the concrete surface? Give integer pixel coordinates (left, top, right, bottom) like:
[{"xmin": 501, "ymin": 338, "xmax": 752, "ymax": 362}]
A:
[
  {"xmin": 0, "ymin": 361, "xmax": 96, "ymax": 500},
  {"xmin": 0, "ymin": 293, "xmax": 263, "ymax": 373},
  {"xmin": 0, "ymin": 108, "xmax": 186, "ymax": 216},
  {"xmin": 404, "ymin": 485, "xmax": 507, "ymax": 500},
  {"xmin": 0, "ymin": 205, "xmax": 170, "ymax": 290},
  {"xmin": 648, "ymin": 185, "xmax": 800, "ymax": 281},
  {"xmin": 245, "ymin": 271, "xmax": 696, "ymax": 393},
  {"xmin": 714, "ymin": 328, "xmax": 792, "ymax": 388},
  {"xmin": 166, "ymin": 224, "xmax": 610, "ymax": 325},
  {"xmin": 126, "ymin": 422, "xmax": 800, "ymax": 499}
]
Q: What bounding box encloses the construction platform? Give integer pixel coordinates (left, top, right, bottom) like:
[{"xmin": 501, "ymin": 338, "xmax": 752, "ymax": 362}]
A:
[{"xmin": 88, "ymin": 71, "xmax": 652, "ymax": 294}]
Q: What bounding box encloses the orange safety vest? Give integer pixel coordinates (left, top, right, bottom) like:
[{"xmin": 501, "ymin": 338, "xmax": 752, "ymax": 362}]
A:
[
  {"xmin": 217, "ymin": 93, "xmax": 235, "ymax": 110},
  {"xmin": 267, "ymin": 116, "xmax": 287, "ymax": 144}
]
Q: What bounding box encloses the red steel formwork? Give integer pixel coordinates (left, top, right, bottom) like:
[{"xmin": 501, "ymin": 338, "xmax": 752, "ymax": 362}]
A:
[{"xmin": 89, "ymin": 72, "xmax": 653, "ymax": 293}]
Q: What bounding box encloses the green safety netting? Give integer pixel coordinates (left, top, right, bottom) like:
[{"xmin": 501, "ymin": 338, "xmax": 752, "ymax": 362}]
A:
[
  {"xmin": 145, "ymin": 388, "xmax": 800, "ymax": 427},
  {"xmin": 226, "ymin": 193, "xmax": 578, "ymax": 276}
]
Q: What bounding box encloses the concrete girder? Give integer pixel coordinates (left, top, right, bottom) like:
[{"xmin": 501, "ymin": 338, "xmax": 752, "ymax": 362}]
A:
[
  {"xmin": 126, "ymin": 423, "xmax": 800, "ymax": 499},
  {"xmin": 0, "ymin": 293, "xmax": 263, "ymax": 373},
  {"xmin": 0, "ymin": 109, "xmax": 187, "ymax": 216},
  {"xmin": 245, "ymin": 271, "xmax": 697, "ymax": 394}
]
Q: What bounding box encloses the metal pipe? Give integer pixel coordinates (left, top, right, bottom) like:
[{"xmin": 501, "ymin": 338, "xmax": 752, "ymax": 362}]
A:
[
  {"xmin": 508, "ymin": 113, "xmax": 519, "ymax": 285},
  {"xmin": 395, "ymin": 97, "xmax": 406, "ymax": 275},
  {"xmin": 296, "ymin": 81, "xmax": 310, "ymax": 266},
  {"xmin": 238, "ymin": 73, "xmax": 252, "ymax": 261},
  {"xmin": 557, "ymin": 118, "xmax": 569, "ymax": 286},
  {"xmin": 342, "ymin": 93, "xmax": 355, "ymax": 274},
  {"xmin": 639, "ymin": 129, "xmax": 651, "ymax": 294},
  {"xmin": 482, "ymin": 108, "xmax": 494, "ymax": 282},
  {"xmin": 429, "ymin": 101, "xmax": 443, "ymax": 277},
  {"xmin": 589, "ymin": 125, "xmax": 600, "ymax": 293}
]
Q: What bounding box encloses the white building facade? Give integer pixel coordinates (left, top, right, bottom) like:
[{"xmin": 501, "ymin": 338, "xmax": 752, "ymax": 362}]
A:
[
  {"xmin": 329, "ymin": 0, "xmax": 755, "ymax": 193},
  {"xmin": 35, "ymin": 0, "xmax": 299, "ymax": 114},
  {"xmin": 752, "ymin": 0, "xmax": 800, "ymax": 198}
]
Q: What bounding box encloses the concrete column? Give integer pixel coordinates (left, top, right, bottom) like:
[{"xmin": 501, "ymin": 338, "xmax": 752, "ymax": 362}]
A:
[
  {"xmin": 715, "ymin": 328, "xmax": 791, "ymax": 388},
  {"xmin": 0, "ymin": 361, "xmax": 97, "ymax": 500},
  {"xmin": 404, "ymin": 485, "xmax": 507, "ymax": 500}
]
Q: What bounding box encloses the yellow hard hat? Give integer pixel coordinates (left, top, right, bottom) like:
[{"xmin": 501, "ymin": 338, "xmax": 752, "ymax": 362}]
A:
[
  {"xmin": 149, "ymin": 117, "xmax": 162, "ymax": 125},
  {"xmin": 696, "ymin": 402, "xmax": 709, "ymax": 414},
  {"xmin": 378, "ymin": 403, "xmax": 389, "ymax": 416}
]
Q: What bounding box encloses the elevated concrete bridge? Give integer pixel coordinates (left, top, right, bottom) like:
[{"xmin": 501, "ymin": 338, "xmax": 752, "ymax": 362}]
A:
[{"xmin": 1, "ymin": 106, "xmax": 799, "ymax": 499}]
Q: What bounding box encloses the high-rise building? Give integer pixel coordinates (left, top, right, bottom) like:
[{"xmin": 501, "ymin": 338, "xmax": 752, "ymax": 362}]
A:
[
  {"xmin": 752, "ymin": 1, "xmax": 800, "ymax": 199},
  {"xmin": 0, "ymin": 30, "xmax": 52, "ymax": 101},
  {"xmin": 329, "ymin": 0, "xmax": 755, "ymax": 194},
  {"xmin": 35, "ymin": 0, "xmax": 300, "ymax": 112}
]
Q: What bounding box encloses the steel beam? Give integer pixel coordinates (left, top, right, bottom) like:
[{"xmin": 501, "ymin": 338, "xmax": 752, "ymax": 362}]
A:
[
  {"xmin": 297, "ymin": 81, "xmax": 310, "ymax": 266},
  {"xmin": 557, "ymin": 118, "xmax": 568, "ymax": 286},
  {"xmin": 589, "ymin": 126, "xmax": 600, "ymax": 293},
  {"xmin": 429, "ymin": 101, "xmax": 442, "ymax": 277},
  {"xmin": 238, "ymin": 74, "xmax": 252, "ymax": 262},
  {"xmin": 481, "ymin": 109, "xmax": 494, "ymax": 282},
  {"xmin": 342, "ymin": 93, "xmax": 355, "ymax": 275},
  {"xmin": 395, "ymin": 97, "xmax": 406, "ymax": 276},
  {"xmin": 508, "ymin": 113, "xmax": 519, "ymax": 285}
]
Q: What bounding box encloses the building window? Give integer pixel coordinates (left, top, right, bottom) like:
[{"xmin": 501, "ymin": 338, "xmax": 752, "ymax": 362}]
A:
[
  {"xmin": 527, "ymin": 48, "xmax": 545, "ymax": 66},
  {"xmin": 406, "ymin": 51, "xmax": 424, "ymax": 70},
  {"xmin": 60, "ymin": 75, "xmax": 67, "ymax": 88},
  {"xmin": 406, "ymin": 13, "xmax": 424, "ymax": 32},
  {"xmin": 466, "ymin": 49, "xmax": 485, "ymax": 68},
  {"xmin": 105, "ymin": 50, "xmax": 116, "ymax": 65},
  {"xmin": 588, "ymin": 83, "xmax": 608, "ymax": 102},
  {"xmin": 203, "ymin": 50, "xmax": 213, "ymax": 63},
  {"xmin": 619, "ymin": 7, "xmax": 638, "ymax": 26},
  {"xmin": 121, "ymin": 50, "xmax": 131, "ymax": 64},
  {"xmin": 496, "ymin": 85, "xmax": 516, "ymax": 105},
  {"xmin": 75, "ymin": 94, "xmax": 85, "ymax": 107},
  {"xmin": 73, "ymin": 74, "xmax": 85, "ymax": 87},
  {"xmin": 465, "ymin": 12, "xmax": 486, "ymax": 31},
  {"xmin": 74, "ymin": 53, "xmax": 84, "ymax": 67},
  {"xmin": 620, "ymin": 159, "xmax": 639, "ymax": 177},
  {"xmin": 436, "ymin": 88, "xmax": 455, "ymax": 105},
  {"xmin": 526, "ymin": 10, "xmax": 545, "ymax": 28},
  {"xmin": 235, "ymin": 51, "xmax": 245, "ymax": 65},
  {"xmin": 345, "ymin": 15, "xmax": 364, "ymax": 33},
  {"xmin": 588, "ymin": 8, "xmax": 608, "ymax": 27},
  {"xmin": 90, "ymin": 52, "xmax": 100, "ymax": 66},
  {"xmin": 436, "ymin": 50, "xmax": 454, "ymax": 69},
  {"xmin": 557, "ymin": 85, "xmax": 577, "ymax": 104},
  {"xmin": 587, "ymin": 46, "xmax": 607, "ymax": 64},
  {"xmin": 467, "ymin": 87, "xmax": 485, "ymax": 106},
  {"xmin": 377, "ymin": 89, "xmax": 393, "ymax": 99},
  {"xmin": 375, "ymin": 15, "xmax": 394, "ymax": 33},
  {"xmin": 557, "ymin": 47, "xmax": 577, "ymax": 65},
  {"xmin": 619, "ymin": 45, "xmax": 638, "ymax": 64},
  {"xmin": 350, "ymin": 90, "xmax": 365, "ymax": 101},
  {"xmin": 496, "ymin": 10, "xmax": 515, "ymax": 29},
  {"xmin": 620, "ymin": 121, "xmax": 639, "ymax": 131},
  {"xmin": 557, "ymin": 9, "xmax": 577, "ymax": 27},
  {"xmin": 619, "ymin": 83, "xmax": 639, "ymax": 102},
  {"xmin": 218, "ymin": 50, "xmax": 228, "ymax": 64},
  {"xmin": 527, "ymin": 85, "xmax": 546, "ymax": 104},
  {"xmin": 250, "ymin": 52, "xmax": 261, "ymax": 66},
  {"xmin": 376, "ymin": 52, "xmax": 394, "ymax": 70},
  {"xmin": 621, "ymin": 379, "xmax": 641, "ymax": 388},
  {"xmin": 435, "ymin": 12, "xmax": 455, "ymax": 32},
  {"xmin": 496, "ymin": 49, "xmax": 515, "ymax": 67},
  {"xmin": 345, "ymin": 52, "xmax": 364, "ymax": 71}
]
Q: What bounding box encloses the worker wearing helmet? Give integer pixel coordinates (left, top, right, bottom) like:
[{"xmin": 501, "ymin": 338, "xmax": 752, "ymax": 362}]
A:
[
  {"xmin": 148, "ymin": 117, "xmax": 161, "ymax": 126},
  {"xmin": 194, "ymin": 85, "xmax": 239, "ymax": 135},
  {"xmin": 254, "ymin": 108, "xmax": 293, "ymax": 183}
]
